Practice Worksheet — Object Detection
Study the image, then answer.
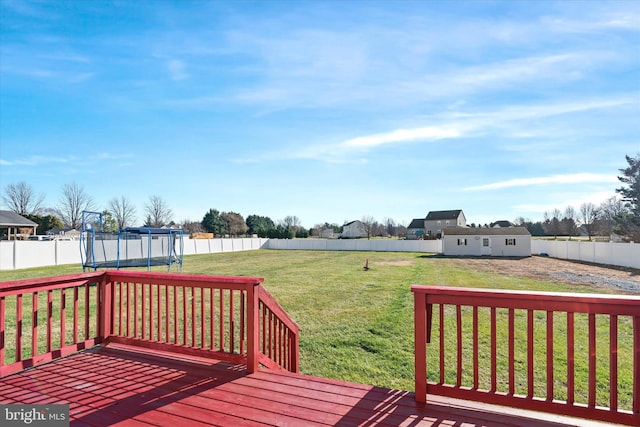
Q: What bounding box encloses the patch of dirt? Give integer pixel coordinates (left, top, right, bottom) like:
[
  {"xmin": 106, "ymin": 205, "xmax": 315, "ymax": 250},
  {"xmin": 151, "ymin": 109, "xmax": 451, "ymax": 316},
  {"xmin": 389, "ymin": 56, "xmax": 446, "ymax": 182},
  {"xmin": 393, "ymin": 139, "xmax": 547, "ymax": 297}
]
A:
[{"xmin": 444, "ymin": 255, "xmax": 640, "ymax": 293}]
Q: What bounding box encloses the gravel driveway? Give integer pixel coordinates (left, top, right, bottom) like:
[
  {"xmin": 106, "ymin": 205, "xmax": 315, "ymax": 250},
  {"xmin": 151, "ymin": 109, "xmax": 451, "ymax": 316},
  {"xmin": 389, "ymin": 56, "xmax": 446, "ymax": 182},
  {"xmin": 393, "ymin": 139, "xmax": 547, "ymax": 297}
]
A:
[{"xmin": 446, "ymin": 255, "xmax": 640, "ymax": 293}]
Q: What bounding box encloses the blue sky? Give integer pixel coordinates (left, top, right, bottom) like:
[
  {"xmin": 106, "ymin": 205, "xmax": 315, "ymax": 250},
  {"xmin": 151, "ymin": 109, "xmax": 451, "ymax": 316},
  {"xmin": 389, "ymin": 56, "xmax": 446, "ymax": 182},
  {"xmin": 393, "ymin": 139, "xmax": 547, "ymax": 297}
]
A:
[{"xmin": 1, "ymin": 1, "xmax": 638, "ymax": 228}]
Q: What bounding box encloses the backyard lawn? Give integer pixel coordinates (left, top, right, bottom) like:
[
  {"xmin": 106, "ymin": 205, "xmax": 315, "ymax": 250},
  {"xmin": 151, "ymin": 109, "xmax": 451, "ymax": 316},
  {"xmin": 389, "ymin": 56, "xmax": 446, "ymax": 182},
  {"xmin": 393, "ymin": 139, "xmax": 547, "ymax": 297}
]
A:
[{"xmin": 0, "ymin": 249, "xmax": 634, "ymax": 411}]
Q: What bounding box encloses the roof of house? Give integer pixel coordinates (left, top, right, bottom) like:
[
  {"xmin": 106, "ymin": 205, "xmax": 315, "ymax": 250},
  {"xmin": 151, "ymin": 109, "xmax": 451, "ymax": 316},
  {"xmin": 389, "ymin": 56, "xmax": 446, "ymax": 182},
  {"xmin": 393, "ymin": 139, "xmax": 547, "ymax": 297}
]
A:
[
  {"xmin": 426, "ymin": 210, "xmax": 463, "ymax": 220},
  {"xmin": 0, "ymin": 210, "xmax": 38, "ymax": 227},
  {"xmin": 407, "ymin": 218, "xmax": 425, "ymax": 229},
  {"xmin": 490, "ymin": 220, "xmax": 515, "ymax": 228},
  {"xmin": 443, "ymin": 226, "xmax": 530, "ymax": 236},
  {"xmin": 343, "ymin": 220, "xmax": 362, "ymax": 227}
]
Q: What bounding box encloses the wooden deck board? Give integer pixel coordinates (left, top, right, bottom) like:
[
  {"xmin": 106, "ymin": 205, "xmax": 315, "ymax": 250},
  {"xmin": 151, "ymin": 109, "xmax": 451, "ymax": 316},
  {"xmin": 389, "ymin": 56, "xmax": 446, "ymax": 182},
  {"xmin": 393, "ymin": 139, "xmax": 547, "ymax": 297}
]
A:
[{"xmin": 0, "ymin": 344, "xmax": 620, "ymax": 426}]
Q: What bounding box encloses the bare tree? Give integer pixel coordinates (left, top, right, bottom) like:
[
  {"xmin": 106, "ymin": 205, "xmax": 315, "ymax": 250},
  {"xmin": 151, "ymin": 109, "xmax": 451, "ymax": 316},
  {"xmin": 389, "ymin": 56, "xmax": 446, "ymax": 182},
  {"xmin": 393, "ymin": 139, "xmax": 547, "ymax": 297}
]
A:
[
  {"xmin": 563, "ymin": 206, "xmax": 579, "ymax": 238},
  {"xmin": 280, "ymin": 215, "xmax": 301, "ymax": 229},
  {"xmin": 543, "ymin": 209, "xmax": 562, "ymax": 238},
  {"xmin": 221, "ymin": 212, "xmax": 248, "ymax": 236},
  {"xmin": 144, "ymin": 195, "xmax": 173, "ymax": 227},
  {"xmin": 108, "ymin": 196, "xmax": 137, "ymax": 230},
  {"xmin": 181, "ymin": 219, "xmax": 204, "ymax": 234},
  {"xmin": 2, "ymin": 181, "xmax": 45, "ymax": 215},
  {"xmin": 57, "ymin": 183, "xmax": 95, "ymax": 229},
  {"xmin": 600, "ymin": 196, "xmax": 627, "ymax": 221},
  {"xmin": 579, "ymin": 202, "xmax": 600, "ymax": 241},
  {"xmin": 383, "ymin": 217, "xmax": 396, "ymax": 237},
  {"xmin": 361, "ymin": 215, "xmax": 376, "ymax": 239}
]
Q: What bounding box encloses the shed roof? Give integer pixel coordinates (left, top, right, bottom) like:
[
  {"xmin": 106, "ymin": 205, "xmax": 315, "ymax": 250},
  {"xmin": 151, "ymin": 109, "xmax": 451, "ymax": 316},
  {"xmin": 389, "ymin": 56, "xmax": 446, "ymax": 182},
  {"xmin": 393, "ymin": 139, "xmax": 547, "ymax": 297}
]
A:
[
  {"xmin": 443, "ymin": 226, "xmax": 530, "ymax": 236},
  {"xmin": 426, "ymin": 210, "xmax": 463, "ymax": 220},
  {"xmin": 0, "ymin": 210, "xmax": 38, "ymax": 227}
]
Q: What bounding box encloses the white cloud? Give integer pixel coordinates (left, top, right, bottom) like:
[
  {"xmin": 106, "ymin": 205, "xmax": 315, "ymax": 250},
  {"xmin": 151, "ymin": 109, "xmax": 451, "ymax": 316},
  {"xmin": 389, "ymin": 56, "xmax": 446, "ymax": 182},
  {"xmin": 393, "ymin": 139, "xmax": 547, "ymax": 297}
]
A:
[
  {"xmin": 288, "ymin": 125, "xmax": 462, "ymax": 163},
  {"xmin": 0, "ymin": 155, "xmax": 74, "ymax": 167},
  {"xmin": 465, "ymin": 173, "xmax": 618, "ymax": 191},
  {"xmin": 341, "ymin": 126, "xmax": 461, "ymax": 148},
  {"xmin": 0, "ymin": 153, "xmax": 133, "ymax": 168}
]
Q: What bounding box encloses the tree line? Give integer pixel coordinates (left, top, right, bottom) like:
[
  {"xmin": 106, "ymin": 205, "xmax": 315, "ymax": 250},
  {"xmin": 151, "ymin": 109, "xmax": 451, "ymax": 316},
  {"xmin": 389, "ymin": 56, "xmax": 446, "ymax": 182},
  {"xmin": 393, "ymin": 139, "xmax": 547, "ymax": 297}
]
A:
[
  {"xmin": 2, "ymin": 154, "xmax": 638, "ymax": 241},
  {"xmin": 508, "ymin": 154, "xmax": 639, "ymax": 242}
]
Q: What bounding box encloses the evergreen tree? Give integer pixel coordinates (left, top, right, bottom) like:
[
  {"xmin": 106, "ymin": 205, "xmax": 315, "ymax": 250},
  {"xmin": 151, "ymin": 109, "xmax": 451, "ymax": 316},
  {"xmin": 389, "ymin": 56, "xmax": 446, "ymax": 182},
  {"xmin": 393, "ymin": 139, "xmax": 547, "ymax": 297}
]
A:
[
  {"xmin": 202, "ymin": 208, "xmax": 225, "ymax": 236},
  {"xmin": 246, "ymin": 214, "xmax": 275, "ymax": 237},
  {"xmin": 614, "ymin": 154, "xmax": 640, "ymax": 241},
  {"xmin": 25, "ymin": 214, "xmax": 64, "ymax": 235}
]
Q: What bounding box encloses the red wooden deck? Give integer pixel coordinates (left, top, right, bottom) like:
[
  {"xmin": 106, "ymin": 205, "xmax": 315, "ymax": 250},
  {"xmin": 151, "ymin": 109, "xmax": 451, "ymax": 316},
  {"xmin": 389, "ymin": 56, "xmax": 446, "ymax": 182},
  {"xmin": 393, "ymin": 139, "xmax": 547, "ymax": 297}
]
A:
[{"xmin": 0, "ymin": 343, "xmax": 616, "ymax": 427}]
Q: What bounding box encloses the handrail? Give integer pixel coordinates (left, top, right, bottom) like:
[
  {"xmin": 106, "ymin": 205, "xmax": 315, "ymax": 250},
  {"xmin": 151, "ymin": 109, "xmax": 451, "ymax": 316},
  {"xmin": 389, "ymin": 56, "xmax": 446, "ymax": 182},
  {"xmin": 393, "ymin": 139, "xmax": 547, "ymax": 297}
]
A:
[
  {"xmin": 413, "ymin": 285, "xmax": 640, "ymax": 426},
  {"xmin": 0, "ymin": 272, "xmax": 105, "ymax": 296},
  {"xmin": 257, "ymin": 285, "xmax": 300, "ymax": 372},
  {"xmin": 0, "ymin": 272, "xmax": 105, "ymax": 376},
  {"xmin": 1, "ymin": 271, "xmax": 300, "ymax": 377}
]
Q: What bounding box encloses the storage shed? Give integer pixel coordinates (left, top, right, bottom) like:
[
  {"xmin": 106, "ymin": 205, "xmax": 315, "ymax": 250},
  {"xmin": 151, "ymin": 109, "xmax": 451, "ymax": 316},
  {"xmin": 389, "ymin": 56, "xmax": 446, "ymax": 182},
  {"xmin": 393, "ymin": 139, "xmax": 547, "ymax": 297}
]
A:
[{"xmin": 443, "ymin": 226, "xmax": 531, "ymax": 257}]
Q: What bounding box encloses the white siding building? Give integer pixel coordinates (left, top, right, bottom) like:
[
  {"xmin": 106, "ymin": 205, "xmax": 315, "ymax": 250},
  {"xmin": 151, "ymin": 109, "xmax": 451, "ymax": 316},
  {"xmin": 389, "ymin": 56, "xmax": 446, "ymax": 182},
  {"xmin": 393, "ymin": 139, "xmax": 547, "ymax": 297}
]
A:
[
  {"xmin": 424, "ymin": 210, "xmax": 466, "ymax": 238},
  {"xmin": 341, "ymin": 220, "xmax": 367, "ymax": 239},
  {"xmin": 443, "ymin": 226, "xmax": 531, "ymax": 257}
]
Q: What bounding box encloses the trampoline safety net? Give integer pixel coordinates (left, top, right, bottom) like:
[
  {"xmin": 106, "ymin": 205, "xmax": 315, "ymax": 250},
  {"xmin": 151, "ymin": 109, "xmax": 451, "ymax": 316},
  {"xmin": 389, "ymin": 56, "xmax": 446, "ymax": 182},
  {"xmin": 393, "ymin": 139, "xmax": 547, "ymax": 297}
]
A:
[{"xmin": 80, "ymin": 212, "xmax": 183, "ymax": 272}]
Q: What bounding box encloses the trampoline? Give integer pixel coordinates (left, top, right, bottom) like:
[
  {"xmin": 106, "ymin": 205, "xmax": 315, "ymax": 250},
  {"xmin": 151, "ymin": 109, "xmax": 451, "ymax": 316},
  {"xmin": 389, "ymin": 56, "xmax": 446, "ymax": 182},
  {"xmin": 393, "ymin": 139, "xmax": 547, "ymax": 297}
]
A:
[{"xmin": 81, "ymin": 211, "xmax": 183, "ymax": 272}]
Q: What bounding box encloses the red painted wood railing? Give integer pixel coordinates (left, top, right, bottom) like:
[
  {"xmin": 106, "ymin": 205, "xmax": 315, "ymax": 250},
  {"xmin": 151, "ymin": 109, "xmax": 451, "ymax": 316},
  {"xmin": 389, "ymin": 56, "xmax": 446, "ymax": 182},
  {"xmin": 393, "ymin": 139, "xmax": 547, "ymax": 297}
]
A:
[
  {"xmin": 413, "ymin": 285, "xmax": 640, "ymax": 426},
  {"xmin": 1, "ymin": 271, "xmax": 299, "ymax": 377},
  {"xmin": 0, "ymin": 272, "xmax": 105, "ymax": 377}
]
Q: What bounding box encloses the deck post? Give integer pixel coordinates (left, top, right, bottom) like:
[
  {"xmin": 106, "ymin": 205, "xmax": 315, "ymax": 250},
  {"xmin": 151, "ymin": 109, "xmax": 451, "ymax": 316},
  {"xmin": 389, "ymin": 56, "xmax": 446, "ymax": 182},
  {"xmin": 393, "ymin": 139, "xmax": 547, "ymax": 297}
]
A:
[
  {"xmin": 290, "ymin": 327, "xmax": 299, "ymax": 373},
  {"xmin": 413, "ymin": 288, "xmax": 427, "ymax": 403},
  {"xmin": 246, "ymin": 282, "xmax": 260, "ymax": 373},
  {"xmin": 98, "ymin": 275, "xmax": 112, "ymax": 342},
  {"xmin": 634, "ymin": 316, "xmax": 640, "ymax": 415}
]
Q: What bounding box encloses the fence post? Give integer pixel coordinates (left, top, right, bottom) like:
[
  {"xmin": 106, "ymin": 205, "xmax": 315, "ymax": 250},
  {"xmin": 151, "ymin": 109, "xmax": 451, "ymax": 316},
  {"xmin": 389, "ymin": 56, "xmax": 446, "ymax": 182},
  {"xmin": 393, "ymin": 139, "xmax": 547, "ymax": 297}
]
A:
[{"xmin": 246, "ymin": 282, "xmax": 260, "ymax": 373}]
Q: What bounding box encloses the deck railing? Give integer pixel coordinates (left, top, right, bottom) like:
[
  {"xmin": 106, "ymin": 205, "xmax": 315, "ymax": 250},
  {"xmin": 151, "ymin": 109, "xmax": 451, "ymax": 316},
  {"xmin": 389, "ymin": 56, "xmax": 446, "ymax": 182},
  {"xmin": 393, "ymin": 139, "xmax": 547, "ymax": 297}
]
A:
[
  {"xmin": 1, "ymin": 271, "xmax": 299, "ymax": 377},
  {"xmin": 413, "ymin": 285, "xmax": 640, "ymax": 426}
]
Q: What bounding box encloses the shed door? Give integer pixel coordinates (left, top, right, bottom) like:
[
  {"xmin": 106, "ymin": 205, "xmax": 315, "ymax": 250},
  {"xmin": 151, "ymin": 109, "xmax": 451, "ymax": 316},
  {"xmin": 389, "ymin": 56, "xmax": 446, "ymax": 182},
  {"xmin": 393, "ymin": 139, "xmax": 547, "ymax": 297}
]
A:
[{"xmin": 481, "ymin": 237, "xmax": 491, "ymax": 255}]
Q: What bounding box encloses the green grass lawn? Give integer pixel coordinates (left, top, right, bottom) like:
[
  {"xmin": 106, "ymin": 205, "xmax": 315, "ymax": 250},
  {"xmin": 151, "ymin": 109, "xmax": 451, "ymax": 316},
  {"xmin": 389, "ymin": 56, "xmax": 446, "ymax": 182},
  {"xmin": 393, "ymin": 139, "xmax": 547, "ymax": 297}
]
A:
[{"xmin": 0, "ymin": 250, "xmax": 633, "ymax": 410}]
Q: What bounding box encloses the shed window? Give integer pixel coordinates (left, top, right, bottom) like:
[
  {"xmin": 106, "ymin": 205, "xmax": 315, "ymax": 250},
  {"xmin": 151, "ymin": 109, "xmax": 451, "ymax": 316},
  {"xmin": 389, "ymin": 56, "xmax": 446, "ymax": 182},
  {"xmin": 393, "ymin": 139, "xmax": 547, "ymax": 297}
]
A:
[
  {"xmin": 505, "ymin": 238, "xmax": 516, "ymax": 246},
  {"xmin": 457, "ymin": 238, "xmax": 467, "ymax": 246}
]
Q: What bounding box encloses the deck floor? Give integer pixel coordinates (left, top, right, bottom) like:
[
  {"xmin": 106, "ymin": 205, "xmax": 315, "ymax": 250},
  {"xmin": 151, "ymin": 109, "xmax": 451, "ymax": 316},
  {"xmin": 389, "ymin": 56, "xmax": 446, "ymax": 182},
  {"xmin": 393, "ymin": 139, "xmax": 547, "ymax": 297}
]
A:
[{"xmin": 0, "ymin": 344, "xmax": 617, "ymax": 426}]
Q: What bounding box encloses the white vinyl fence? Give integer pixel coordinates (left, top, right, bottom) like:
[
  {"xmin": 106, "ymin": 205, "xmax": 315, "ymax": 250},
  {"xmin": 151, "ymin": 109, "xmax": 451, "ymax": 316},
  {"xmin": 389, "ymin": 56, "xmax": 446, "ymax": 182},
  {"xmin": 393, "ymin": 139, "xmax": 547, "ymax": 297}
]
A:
[
  {"xmin": 531, "ymin": 239, "xmax": 640, "ymax": 269},
  {"xmin": 266, "ymin": 238, "xmax": 442, "ymax": 253},
  {"xmin": 0, "ymin": 237, "xmax": 269, "ymax": 271},
  {"xmin": 0, "ymin": 237, "xmax": 637, "ymax": 271}
]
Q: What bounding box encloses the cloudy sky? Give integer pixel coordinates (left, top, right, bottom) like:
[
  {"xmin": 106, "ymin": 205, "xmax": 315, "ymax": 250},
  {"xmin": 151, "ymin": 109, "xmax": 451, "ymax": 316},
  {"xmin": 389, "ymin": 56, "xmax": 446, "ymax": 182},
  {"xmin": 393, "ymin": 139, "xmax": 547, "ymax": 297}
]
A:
[{"xmin": 1, "ymin": 0, "xmax": 638, "ymax": 228}]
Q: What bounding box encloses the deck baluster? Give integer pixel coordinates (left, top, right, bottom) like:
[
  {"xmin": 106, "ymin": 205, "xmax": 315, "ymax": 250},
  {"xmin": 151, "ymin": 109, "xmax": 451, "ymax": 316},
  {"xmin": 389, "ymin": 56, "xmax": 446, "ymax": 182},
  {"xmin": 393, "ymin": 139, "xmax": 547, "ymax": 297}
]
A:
[
  {"xmin": 412, "ymin": 285, "xmax": 640, "ymax": 426},
  {"xmin": 546, "ymin": 311, "xmax": 554, "ymax": 401},
  {"xmin": 31, "ymin": 293, "xmax": 38, "ymax": 358}
]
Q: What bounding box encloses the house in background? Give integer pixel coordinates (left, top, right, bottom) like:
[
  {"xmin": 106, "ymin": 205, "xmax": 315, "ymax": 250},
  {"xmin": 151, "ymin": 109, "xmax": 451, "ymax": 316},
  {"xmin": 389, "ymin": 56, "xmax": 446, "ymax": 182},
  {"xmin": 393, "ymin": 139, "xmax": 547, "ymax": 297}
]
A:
[
  {"xmin": 320, "ymin": 227, "xmax": 335, "ymax": 238},
  {"xmin": 0, "ymin": 210, "xmax": 38, "ymax": 240},
  {"xmin": 341, "ymin": 220, "xmax": 367, "ymax": 239},
  {"xmin": 424, "ymin": 210, "xmax": 466, "ymax": 238},
  {"xmin": 406, "ymin": 218, "xmax": 426, "ymax": 240},
  {"xmin": 47, "ymin": 228, "xmax": 81, "ymax": 240},
  {"xmin": 443, "ymin": 226, "xmax": 531, "ymax": 257}
]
